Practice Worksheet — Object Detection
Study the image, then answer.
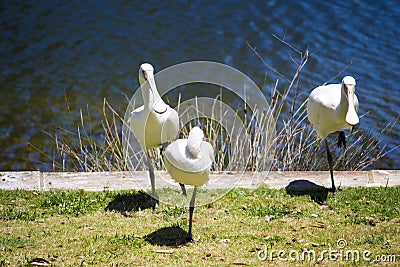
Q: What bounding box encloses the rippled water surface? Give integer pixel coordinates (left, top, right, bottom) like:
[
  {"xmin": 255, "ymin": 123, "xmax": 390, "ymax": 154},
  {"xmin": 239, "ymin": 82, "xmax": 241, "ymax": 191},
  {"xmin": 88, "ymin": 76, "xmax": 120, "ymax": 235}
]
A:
[{"xmin": 1, "ymin": 0, "xmax": 399, "ymax": 170}]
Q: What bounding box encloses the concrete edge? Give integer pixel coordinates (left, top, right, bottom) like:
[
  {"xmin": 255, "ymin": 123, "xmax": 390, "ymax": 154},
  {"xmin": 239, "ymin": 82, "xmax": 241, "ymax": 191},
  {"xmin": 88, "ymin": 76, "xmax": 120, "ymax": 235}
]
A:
[{"xmin": 1, "ymin": 170, "xmax": 399, "ymax": 191}]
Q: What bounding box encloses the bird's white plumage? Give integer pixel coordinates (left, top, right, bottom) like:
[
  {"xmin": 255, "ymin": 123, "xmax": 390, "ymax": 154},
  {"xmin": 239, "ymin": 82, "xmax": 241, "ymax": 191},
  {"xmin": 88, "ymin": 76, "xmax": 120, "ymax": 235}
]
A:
[
  {"xmin": 342, "ymin": 75, "xmax": 356, "ymax": 85},
  {"xmin": 307, "ymin": 76, "xmax": 359, "ymax": 138},
  {"xmin": 164, "ymin": 126, "xmax": 214, "ymax": 187},
  {"xmin": 129, "ymin": 63, "xmax": 179, "ymax": 150},
  {"xmin": 306, "ymin": 75, "xmax": 360, "ymax": 193}
]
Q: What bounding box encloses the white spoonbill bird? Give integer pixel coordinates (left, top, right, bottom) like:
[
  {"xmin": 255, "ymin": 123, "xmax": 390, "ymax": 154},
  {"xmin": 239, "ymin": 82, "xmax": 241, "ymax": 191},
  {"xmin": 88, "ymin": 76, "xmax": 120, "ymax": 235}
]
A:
[
  {"xmin": 164, "ymin": 126, "xmax": 214, "ymax": 242},
  {"xmin": 307, "ymin": 76, "xmax": 359, "ymax": 193},
  {"xmin": 129, "ymin": 63, "xmax": 179, "ymax": 207}
]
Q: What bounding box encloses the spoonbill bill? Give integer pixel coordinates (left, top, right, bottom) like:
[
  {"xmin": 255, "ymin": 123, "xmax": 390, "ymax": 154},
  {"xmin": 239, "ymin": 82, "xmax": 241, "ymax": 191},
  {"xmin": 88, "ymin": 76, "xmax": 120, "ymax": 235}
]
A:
[
  {"xmin": 164, "ymin": 126, "xmax": 214, "ymax": 242},
  {"xmin": 307, "ymin": 76, "xmax": 359, "ymax": 193},
  {"xmin": 129, "ymin": 63, "xmax": 179, "ymax": 207}
]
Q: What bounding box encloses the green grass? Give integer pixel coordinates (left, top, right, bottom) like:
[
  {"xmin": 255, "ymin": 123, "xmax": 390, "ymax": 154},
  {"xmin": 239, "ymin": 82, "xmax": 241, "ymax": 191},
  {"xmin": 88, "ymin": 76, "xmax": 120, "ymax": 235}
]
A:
[
  {"xmin": 1, "ymin": 186, "xmax": 399, "ymax": 266},
  {"xmin": 22, "ymin": 37, "xmax": 399, "ymax": 267}
]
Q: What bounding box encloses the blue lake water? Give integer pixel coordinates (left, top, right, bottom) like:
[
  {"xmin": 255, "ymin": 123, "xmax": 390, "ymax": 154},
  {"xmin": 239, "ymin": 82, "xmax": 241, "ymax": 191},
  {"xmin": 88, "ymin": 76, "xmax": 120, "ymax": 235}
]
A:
[{"xmin": 0, "ymin": 0, "xmax": 399, "ymax": 171}]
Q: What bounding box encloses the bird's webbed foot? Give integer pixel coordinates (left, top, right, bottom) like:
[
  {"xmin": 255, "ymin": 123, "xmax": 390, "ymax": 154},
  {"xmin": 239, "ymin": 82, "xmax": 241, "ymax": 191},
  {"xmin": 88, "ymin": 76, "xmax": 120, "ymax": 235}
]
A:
[
  {"xmin": 186, "ymin": 234, "xmax": 196, "ymax": 243},
  {"xmin": 150, "ymin": 192, "xmax": 159, "ymax": 211}
]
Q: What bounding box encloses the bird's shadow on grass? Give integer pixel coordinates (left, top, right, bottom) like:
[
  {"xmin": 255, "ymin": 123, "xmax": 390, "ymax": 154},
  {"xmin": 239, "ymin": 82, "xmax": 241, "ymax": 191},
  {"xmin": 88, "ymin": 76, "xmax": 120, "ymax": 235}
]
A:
[
  {"xmin": 144, "ymin": 226, "xmax": 189, "ymax": 246},
  {"xmin": 285, "ymin": 180, "xmax": 329, "ymax": 204},
  {"xmin": 105, "ymin": 191, "xmax": 154, "ymax": 215}
]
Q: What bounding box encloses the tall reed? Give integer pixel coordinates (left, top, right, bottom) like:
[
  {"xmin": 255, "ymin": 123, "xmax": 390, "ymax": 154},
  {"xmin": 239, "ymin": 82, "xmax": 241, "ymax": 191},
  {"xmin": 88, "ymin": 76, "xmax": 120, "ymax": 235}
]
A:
[{"xmin": 42, "ymin": 39, "xmax": 397, "ymax": 172}]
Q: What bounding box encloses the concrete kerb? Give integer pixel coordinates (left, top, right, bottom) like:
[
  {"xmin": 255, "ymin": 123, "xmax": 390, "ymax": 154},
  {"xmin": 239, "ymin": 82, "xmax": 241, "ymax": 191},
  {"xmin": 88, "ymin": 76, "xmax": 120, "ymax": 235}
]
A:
[{"xmin": 1, "ymin": 170, "xmax": 399, "ymax": 191}]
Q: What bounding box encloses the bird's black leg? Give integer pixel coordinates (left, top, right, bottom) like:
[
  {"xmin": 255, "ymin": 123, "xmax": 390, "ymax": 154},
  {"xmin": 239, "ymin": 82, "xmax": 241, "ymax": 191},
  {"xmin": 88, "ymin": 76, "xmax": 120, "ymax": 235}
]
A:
[
  {"xmin": 325, "ymin": 139, "xmax": 336, "ymax": 193},
  {"xmin": 187, "ymin": 186, "xmax": 198, "ymax": 243},
  {"xmin": 180, "ymin": 183, "xmax": 187, "ymax": 196},
  {"xmin": 161, "ymin": 142, "xmax": 171, "ymax": 152},
  {"xmin": 146, "ymin": 152, "xmax": 159, "ymax": 210},
  {"xmin": 337, "ymin": 131, "xmax": 346, "ymax": 149},
  {"xmin": 351, "ymin": 124, "xmax": 358, "ymax": 134}
]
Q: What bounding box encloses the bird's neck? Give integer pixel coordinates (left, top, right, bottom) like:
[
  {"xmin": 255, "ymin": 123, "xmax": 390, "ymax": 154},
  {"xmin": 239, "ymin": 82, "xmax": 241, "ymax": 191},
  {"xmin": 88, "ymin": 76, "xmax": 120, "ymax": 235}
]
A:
[{"xmin": 142, "ymin": 84, "xmax": 167, "ymax": 113}]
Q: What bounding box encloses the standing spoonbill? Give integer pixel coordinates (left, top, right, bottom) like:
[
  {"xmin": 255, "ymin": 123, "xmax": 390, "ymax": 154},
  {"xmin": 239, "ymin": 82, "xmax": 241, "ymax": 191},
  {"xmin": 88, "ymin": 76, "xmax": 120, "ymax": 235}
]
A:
[
  {"xmin": 164, "ymin": 126, "xmax": 214, "ymax": 242},
  {"xmin": 307, "ymin": 76, "xmax": 359, "ymax": 193},
  {"xmin": 129, "ymin": 63, "xmax": 179, "ymax": 207}
]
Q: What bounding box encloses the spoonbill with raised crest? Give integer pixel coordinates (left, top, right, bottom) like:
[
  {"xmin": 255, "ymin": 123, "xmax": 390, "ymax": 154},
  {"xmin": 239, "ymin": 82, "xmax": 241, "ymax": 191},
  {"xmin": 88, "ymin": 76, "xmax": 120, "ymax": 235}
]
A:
[{"xmin": 164, "ymin": 126, "xmax": 214, "ymax": 242}]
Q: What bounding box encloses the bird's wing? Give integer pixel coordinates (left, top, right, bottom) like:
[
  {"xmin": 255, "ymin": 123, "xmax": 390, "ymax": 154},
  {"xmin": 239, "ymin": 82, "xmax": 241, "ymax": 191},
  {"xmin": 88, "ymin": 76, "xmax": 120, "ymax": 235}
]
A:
[
  {"xmin": 308, "ymin": 84, "xmax": 341, "ymax": 110},
  {"xmin": 307, "ymin": 96, "xmax": 322, "ymax": 129},
  {"xmin": 165, "ymin": 139, "xmax": 190, "ymax": 171},
  {"xmin": 129, "ymin": 105, "xmax": 147, "ymax": 150},
  {"xmin": 161, "ymin": 107, "xmax": 179, "ymax": 143},
  {"xmin": 204, "ymin": 142, "xmax": 215, "ymax": 163},
  {"xmin": 165, "ymin": 140, "xmax": 213, "ymax": 173}
]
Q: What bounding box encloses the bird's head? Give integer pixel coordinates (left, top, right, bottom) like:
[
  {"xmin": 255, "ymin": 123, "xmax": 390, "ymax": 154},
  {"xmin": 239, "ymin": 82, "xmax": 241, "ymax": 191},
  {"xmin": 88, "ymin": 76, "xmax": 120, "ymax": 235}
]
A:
[
  {"xmin": 138, "ymin": 63, "xmax": 167, "ymax": 113},
  {"xmin": 187, "ymin": 127, "xmax": 204, "ymax": 158},
  {"xmin": 139, "ymin": 63, "xmax": 154, "ymax": 85},
  {"xmin": 342, "ymin": 76, "xmax": 359, "ymax": 126}
]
